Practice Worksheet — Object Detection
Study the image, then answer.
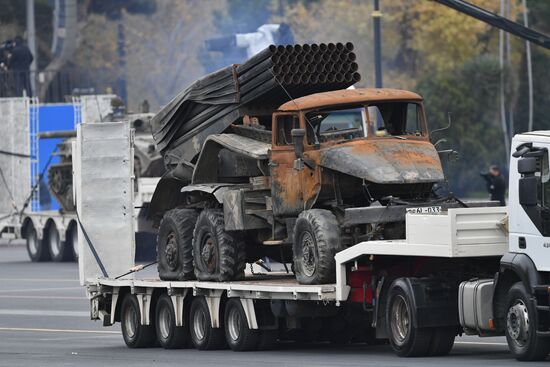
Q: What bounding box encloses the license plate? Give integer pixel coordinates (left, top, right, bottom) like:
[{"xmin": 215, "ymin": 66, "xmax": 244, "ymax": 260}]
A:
[{"xmin": 406, "ymin": 206, "xmax": 442, "ymax": 214}]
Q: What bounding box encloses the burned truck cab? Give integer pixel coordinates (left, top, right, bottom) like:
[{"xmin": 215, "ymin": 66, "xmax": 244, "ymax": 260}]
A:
[{"xmin": 270, "ymin": 89, "xmax": 444, "ymax": 243}]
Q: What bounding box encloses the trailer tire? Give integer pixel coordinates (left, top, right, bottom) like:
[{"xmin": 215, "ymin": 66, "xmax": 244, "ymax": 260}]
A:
[
  {"xmin": 121, "ymin": 294, "xmax": 156, "ymax": 348},
  {"xmin": 505, "ymin": 282, "xmax": 550, "ymax": 361},
  {"xmin": 157, "ymin": 209, "xmax": 198, "ymax": 281},
  {"xmin": 193, "ymin": 209, "xmax": 245, "ymax": 282},
  {"xmin": 293, "ymin": 209, "xmax": 340, "ymax": 285},
  {"xmin": 257, "ymin": 330, "xmax": 278, "ymax": 350},
  {"xmin": 428, "ymin": 327, "xmax": 455, "ymax": 356},
  {"xmin": 224, "ymin": 298, "xmax": 259, "ymax": 351},
  {"xmin": 46, "ymin": 223, "xmax": 71, "ymax": 262},
  {"xmin": 155, "ymin": 293, "xmax": 189, "ymax": 349},
  {"xmin": 25, "ymin": 223, "xmax": 49, "ymax": 262},
  {"xmin": 189, "ymin": 296, "xmax": 226, "ymax": 350},
  {"xmin": 386, "ymin": 279, "xmax": 432, "ymax": 357},
  {"xmin": 67, "ymin": 224, "xmax": 78, "ymax": 261}
]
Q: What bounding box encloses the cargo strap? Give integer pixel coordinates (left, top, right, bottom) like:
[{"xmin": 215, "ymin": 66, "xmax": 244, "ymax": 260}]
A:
[{"xmin": 75, "ymin": 208, "xmax": 109, "ymax": 278}]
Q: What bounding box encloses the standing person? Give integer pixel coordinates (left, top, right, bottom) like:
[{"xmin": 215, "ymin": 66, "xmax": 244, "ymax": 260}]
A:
[
  {"xmin": 7, "ymin": 36, "xmax": 34, "ymax": 96},
  {"xmin": 481, "ymin": 165, "xmax": 507, "ymax": 206}
]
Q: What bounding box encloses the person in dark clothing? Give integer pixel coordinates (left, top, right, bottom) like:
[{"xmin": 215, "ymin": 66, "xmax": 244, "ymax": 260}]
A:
[
  {"xmin": 481, "ymin": 165, "xmax": 507, "ymax": 206},
  {"xmin": 7, "ymin": 36, "xmax": 33, "ymax": 96}
]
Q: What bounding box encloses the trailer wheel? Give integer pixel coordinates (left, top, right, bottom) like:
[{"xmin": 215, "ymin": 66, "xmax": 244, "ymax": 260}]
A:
[
  {"xmin": 155, "ymin": 293, "xmax": 189, "ymax": 349},
  {"xmin": 293, "ymin": 209, "xmax": 340, "ymax": 285},
  {"xmin": 189, "ymin": 296, "xmax": 226, "ymax": 350},
  {"xmin": 66, "ymin": 224, "xmax": 78, "ymax": 261},
  {"xmin": 121, "ymin": 294, "xmax": 156, "ymax": 348},
  {"xmin": 224, "ymin": 298, "xmax": 259, "ymax": 351},
  {"xmin": 257, "ymin": 329, "xmax": 278, "ymax": 350},
  {"xmin": 46, "ymin": 223, "xmax": 71, "ymax": 262},
  {"xmin": 157, "ymin": 209, "xmax": 198, "ymax": 281},
  {"xmin": 428, "ymin": 327, "xmax": 455, "ymax": 356},
  {"xmin": 25, "ymin": 223, "xmax": 49, "ymax": 262},
  {"xmin": 386, "ymin": 279, "xmax": 432, "ymax": 357},
  {"xmin": 505, "ymin": 282, "xmax": 550, "ymax": 361},
  {"xmin": 193, "ymin": 209, "xmax": 245, "ymax": 281}
]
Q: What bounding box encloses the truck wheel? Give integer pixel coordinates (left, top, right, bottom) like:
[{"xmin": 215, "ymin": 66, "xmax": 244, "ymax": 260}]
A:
[
  {"xmin": 224, "ymin": 298, "xmax": 259, "ymax": 351},
  {"xmin": 257, "ymin": 329, "xmax": 278, "ymax": 350},
  {"xmin": 505, "ymin": 282, "xmax": 550, "ymax": 361},
  {"xmin": 67, "ymin": 224, "xmax": 78, "ymax": 261},
  {"xmin": 193, "ymin": 209, "xmax": 245, "ymax": 282},
  {"xmin": 189, "ymin": 296, "xmax": 226, "ymax": 350},
  {"xmin": 155, "ymin": 293, "xmax": 189, "ymax": 349},
  {"xmin": 121, "ymin": 294, "xmax": 156, "ymax": 348},
  {"xmin": 157, "ymin": 209, "xmax": 198, "ymax": 281},
  {"xmin": 386, "ymin": 279, "xmax": 432, "ymax": 357},
  {"xmin": 293, "ymin": 209, "xmax": 340, "ymax": 285},
  {"xmin": 25, "ymin": 223, "xmax": 49, "ymax": 262},
  {"xmin": 46, "ymin": 223, "xmax": 70, "ymax": 262},
  {"xmin": 428, "ymin": 327, "xmax": 455, "ymax": 356}
]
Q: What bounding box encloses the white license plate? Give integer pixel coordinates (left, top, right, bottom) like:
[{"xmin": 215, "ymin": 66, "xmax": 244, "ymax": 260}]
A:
[{"xmin": 406, "ymin": 206, "xmax": 442, "ymax": 214}]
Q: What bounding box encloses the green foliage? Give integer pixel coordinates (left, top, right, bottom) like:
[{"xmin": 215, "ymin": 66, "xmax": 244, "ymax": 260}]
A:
[{"xmin": 418, "ymin": 56, "xmax": 505, "ymax": 196}]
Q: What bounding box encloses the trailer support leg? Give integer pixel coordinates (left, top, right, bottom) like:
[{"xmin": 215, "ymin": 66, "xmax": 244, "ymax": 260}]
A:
[
  {"xmin": 204, "ymin": 291, "xmax": 223, "ymax": 328},
  {"xmin": 239, "ymin": 298, "xmax": 258, "ymax": 329},
  {"xmin": 169, "ymin": 289, "xmax": 188, "ymax": 327},
  {"xmin": 110, "ymin": 287, "xmax": 119, "ymax": 326}
]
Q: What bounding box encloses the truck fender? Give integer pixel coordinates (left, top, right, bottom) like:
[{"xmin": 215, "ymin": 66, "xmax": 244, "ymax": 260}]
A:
[
  {"xmin": 147, "ymin": 176, "xmax": 187, "ymax": 223},
  {"xmin": 376, "ymin": 277, "xmax": 459, "ymax": 337},
  {"xmin": 493, "ymin": 252, "xmax": 543, "ymax": 331}
]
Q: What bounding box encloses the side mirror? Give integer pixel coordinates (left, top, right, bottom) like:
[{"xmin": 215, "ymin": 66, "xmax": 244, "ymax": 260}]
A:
[
  {"xmin": 519, "ymin": 176, "xmax": 538, "ymax": 206},
  {"xmin": 291, "ymin": 128, "xmax": 306, "ymax": 159},
  {"xmin": 518, "ymin": 157, "xmax": 537, "ymax": 175}
]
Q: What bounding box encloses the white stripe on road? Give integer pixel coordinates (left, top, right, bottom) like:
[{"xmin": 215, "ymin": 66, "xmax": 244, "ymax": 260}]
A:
[
  {"xmin": 0, "ymin": 278, "xmax": 79, "ymax": 282},
  {"xmin": 0, "ymin": 295, "xmax": 85, "ymax": 300},
  {"xmin": 455, "ymin": 341, "xmax": 508, "ymax": 346},
  {"xmin": 0, "ymin": 327, "xmax": 119, "ymax": 334},
  {"xmin": 0, "ymin": 309, "xmax": 89, "ymax": 317},
  {"xmin": 0, "ymin": 286, "xmax": 82, "ymax": 293}
]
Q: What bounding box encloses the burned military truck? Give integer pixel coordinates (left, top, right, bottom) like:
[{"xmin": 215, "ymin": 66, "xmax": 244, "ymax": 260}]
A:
[{"xmin": 149, "ymin": 43, "xmax": 449, "ymax": 285}]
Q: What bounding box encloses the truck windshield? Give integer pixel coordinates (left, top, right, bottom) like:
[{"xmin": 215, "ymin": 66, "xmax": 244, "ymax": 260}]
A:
[
  {"xmin": 305, "ymin": 107, "xmax": 365, "ymax": 144},
  {"xmin": 367, "ymin": 102, "xmax": 425, "ymax": 137}
]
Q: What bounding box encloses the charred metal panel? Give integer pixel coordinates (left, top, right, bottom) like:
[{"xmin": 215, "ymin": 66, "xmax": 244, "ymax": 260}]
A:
[
  {"xmin": 320, "ymin": 139, "xmax": 443, "ymax": 184},
  {"xmin": 270, "ymin": 149, "xmax": 304, "ymax": 216},
  {"xmin": 192, "ymin": 134, "xmax": 270, "ymax": 184},
  {"xmin": 223, "ymin": 189, "xmax": 268, "ymax": 231}
]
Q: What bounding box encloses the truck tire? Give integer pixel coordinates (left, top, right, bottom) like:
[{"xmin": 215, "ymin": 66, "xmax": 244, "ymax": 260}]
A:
[
  {"xmin": 67, "ymin": 224, "xmax": 78, "ymax": 261},
  {"xmin": 121, "ymin": 294, "xmax": 156, "ymax": 348},
  {"xmin": 193, "ymin": 209, "xmax": 245, "ymax": 282},
  {"xmin": 428, "ymin": 327, "xmax": 455, "ymax": 356},
  {"xmin": 505, "ymin": 282, "xmax": 550, "ymax": 361},
  {"xmin": 46, "ymin": 223, "xmax": 71, "ymax": 262},
  {"xmin": 257, "ymin": 329, "xmax": 278, "ymax": 350},
  {"xmin": 157, "ymin": 209, "xmax": 198, "ymax": 281},
  {"xmin": 189, "ymin": 296, "xmax": 226, "ymax": 350},
  {"xmin": 25, "ymin": 223, "xmax": 50, "ymax": 262},
  {"xmin": 155, "ymin": 293, "xmax": 189, "ymax": 349},
  {"xmin": 293, "ymin": 209, "xmax": 340, "ymax": 285},
  {"xmin": 224, "ymin": 298, "xmax": 259, "ymax": 351},
  {"xmin": 386, "ymin": 279, "xmax": 432, "ymax": 357}
]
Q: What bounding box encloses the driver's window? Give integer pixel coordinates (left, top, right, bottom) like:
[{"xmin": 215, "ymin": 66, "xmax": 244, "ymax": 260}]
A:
[{"xmin": 276, "ymin": 114, "xmax": 299, "ymax": 146}]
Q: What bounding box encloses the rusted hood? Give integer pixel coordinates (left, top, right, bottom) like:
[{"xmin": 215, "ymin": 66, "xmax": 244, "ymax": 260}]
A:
[{"xmin": 318, "ymin": 139, "xmax": 444, "ymax": 184}]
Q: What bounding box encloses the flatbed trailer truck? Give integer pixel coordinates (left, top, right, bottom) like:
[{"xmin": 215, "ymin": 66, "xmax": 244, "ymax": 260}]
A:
[{"xmin": 77, "ymin": 121, "xmax": 550, "ymax": 360}]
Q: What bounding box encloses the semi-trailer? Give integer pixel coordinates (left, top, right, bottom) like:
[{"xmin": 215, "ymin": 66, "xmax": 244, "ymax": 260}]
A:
[{"xmin": 77, "ymin": 119, "xmax": 550, "ymax": 361}]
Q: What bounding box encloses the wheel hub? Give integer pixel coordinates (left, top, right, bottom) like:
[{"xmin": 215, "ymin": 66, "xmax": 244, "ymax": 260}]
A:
[
  {"xmin": 201, "ymin": 236, "xmax": 217, "ymax": 273},
  {"xmin": 164, "ymin": 233, "xmax": 178, "ymax": 270},
  {"xmin": 507, "ymin": 300, "xmax": 529, "ymax": 346},
  {"xmin": 301, "ymin": 231, "xmax": 316, "ymax": 277},
  {"xmin": 390, "ymin": 294, "xmax": 410, "ymax": 346}
]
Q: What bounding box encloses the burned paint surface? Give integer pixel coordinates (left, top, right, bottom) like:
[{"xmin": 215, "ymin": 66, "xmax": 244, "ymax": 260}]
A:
[
  {"xmin": 278, "ymin": 88, "xmax": 422, "ymax": 112},
  {"xmin": 319, "ymin": 138, "xmax": 443, "ymax": 184}
]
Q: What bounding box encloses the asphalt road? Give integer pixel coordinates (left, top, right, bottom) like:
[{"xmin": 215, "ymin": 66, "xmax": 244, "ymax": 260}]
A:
[{"xmin": 0, "ymin": 244, "xmax": 548, "ymax": 367}]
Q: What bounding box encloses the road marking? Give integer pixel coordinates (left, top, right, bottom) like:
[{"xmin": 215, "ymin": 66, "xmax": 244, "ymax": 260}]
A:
[
  {"xmin": 0, "ymin": 327, "xmax": 120, "ymax": 334},
  {"xmin": 455, "ymin": 341, "xmax": 508, "ymax": 346},
  {"xmin": 0, "ymin": 286, "xmax": 82, "ymax": 293},
  {"xmin": 0, "ymin": 309, "xmax": 89, "ymax": 317},
  {"xmin": 0, "ymin": 295, "xmax": 85, "ymax": 300},
  {"xmin": 0, "ymin": 278, "xmax": 79, "ymax": 282}
]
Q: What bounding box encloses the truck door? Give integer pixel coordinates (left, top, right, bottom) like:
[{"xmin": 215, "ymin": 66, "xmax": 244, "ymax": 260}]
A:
[{"xmin": 270, "ymin": 113, "xmax": 304, "ymax": 216}]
